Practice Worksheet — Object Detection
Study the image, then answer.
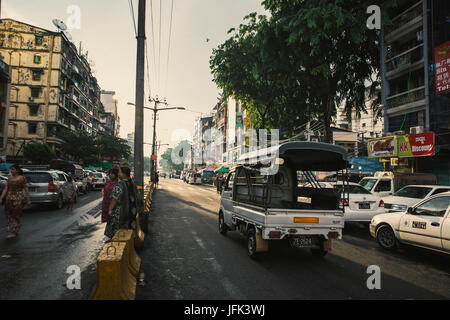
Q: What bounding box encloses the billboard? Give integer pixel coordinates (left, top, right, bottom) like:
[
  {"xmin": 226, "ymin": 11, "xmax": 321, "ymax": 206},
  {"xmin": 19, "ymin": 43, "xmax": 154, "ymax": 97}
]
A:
[
  {"xmin": 435, "ymin": 41, "xmax": 450, "ymax": 94},
  {"xmin": 368, "ymin": 136, "xmax": 396, "ymax": 158}
]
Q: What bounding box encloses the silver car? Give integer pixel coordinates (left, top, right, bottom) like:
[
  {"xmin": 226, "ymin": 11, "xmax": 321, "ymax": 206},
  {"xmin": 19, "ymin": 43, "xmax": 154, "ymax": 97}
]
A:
[{"xmin": 24, "ymin": 170, "xmax": 73, "ymax": 209}]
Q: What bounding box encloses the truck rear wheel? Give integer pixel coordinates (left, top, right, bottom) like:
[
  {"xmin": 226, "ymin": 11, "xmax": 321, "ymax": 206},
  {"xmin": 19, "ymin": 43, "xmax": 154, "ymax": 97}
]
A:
[
  {"xmin": 218, "ymin": 212, "xmax": 228, "ymax": 235},
  {"xmin": 310, "ymin": 239, "xmax": 329, "ymax": 258},
  {"xmin": 247, "ymin": 228, "xmax": 258, "ymax": 259}
]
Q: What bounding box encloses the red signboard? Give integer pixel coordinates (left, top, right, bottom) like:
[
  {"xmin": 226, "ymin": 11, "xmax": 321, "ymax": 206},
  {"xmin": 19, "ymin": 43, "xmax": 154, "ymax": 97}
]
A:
[
  {"xmin": 435, "ymin": 41, "xmax": 450, "ymax": 94},
  {"xmin": 409, "ymin": 132, "xmax": 435, "ymax": 157},
  {"xmin": 151, "ymin": 155, "xmax": 157, "ymax": 161}
]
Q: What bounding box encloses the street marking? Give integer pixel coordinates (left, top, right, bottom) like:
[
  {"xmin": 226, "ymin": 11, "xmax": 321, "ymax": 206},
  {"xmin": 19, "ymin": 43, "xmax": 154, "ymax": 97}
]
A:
[
  {"xmin": 203, "ymin": 258, "xmax": 246, "ymax": 300},
  {"xmin": 192, "ymin": 231, "xmax": 206, "ymax": 250}
]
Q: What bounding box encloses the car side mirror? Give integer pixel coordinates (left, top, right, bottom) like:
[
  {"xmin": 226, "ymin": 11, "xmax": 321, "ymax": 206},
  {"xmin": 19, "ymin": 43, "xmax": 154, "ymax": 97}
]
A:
[{"xmin": 407, "ymin": 207, "xmax": 415, "ymax": 215}]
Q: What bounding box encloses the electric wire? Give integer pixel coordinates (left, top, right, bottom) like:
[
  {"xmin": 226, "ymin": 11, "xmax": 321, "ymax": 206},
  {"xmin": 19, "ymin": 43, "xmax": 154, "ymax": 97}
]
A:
[
  {"xmin": 164, "ymin": 0, "xmax": 174, "ymax": 99},
  {"xmin": 158, "ymin": 0, "xmax": 163, "ymax": 94},
  {"xmin": 149, "ymin": 0, "xmax": 158, "ymax": 97},
  {"xmin": 128, "ymin": 0, "xmax": 137, "ymax": 37}
]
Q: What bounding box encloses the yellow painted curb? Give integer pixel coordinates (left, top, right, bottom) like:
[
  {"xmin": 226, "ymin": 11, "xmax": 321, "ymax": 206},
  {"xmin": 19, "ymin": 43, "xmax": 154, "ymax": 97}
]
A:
[
  {"xmin": 113, "ymin": 230, "xmax": 141, "ymax": 278},
  {"xmin": 90, "ymin": 242, "xmax": 136, "ymax": 300},
  {"xmin": 134, "ymin": 213, "xmax": 145, "ymax": 249}
]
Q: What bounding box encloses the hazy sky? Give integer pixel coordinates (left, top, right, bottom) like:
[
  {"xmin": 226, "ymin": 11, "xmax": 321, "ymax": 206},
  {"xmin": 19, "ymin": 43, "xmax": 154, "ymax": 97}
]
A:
[{"xmin": 3, "ymin": 0, "xmax": 266, "ymax": 157}]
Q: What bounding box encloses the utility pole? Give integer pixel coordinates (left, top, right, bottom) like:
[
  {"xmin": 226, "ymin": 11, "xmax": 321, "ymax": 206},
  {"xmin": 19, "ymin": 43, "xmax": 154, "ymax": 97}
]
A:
[
  {"xmin": 134, "ymin": 0, "xmax": 146, "ymax": 227},
  {"xmin": 149, "ymin": 97, "xmax": 168, "ymax": 182}
]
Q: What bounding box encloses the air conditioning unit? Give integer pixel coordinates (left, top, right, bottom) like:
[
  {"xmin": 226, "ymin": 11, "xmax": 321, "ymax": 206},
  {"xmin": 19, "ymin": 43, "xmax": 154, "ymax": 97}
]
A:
[{"xmin": 410, "ymin": 126, "xmax": 424, "ymax": 135}]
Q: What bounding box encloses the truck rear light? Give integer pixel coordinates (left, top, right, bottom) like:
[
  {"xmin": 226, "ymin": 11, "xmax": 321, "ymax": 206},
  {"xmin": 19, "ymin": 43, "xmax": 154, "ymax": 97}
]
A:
[
  {"xmin": 268, "ymin": 231, "xmax": 281, "ymax": 239},
  {"xmin": 379, "ymin": 200, "xmax": 384, "ymax": 207},
  {"xmin": 48, "ymin": 181, "xmax": 55, "ymax": 192},
  {"xmin": 328, "ymin": 232, "xmax": 339, "ymax": 239}
]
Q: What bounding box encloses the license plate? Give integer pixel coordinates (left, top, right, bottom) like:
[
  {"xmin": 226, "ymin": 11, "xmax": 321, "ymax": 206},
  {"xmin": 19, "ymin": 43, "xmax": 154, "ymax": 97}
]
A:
[
  {"xmin": 359, "ymin": 203, "xmax": 370, "ymax": 210},
  {"xmin": 291, "ymin": 236, "xmax": 313, "ymax": 248},
  {"xmin": 29, "ymin": 187, "xmax": 37, "ymax": 193}
]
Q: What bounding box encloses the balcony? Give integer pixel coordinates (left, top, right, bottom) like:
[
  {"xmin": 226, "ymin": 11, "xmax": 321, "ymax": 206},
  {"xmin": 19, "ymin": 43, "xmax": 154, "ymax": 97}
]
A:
[
  {"xmin": 386, "ymin": 86, "xmax": 425, "ymax": 112},
  {"xmin": 386, "ymin": 45, "xmax": 423, "ymax": 78},
  {"xmin": 385, "ymin": 2, "xmax": 422, "ymax": 43}
]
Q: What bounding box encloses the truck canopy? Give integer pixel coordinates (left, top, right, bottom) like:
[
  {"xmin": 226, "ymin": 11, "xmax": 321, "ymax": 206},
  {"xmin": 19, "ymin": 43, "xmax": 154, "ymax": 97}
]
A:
[{"xmin": 237, "ymin": 142, "xmax": 349, "ymax": 172}]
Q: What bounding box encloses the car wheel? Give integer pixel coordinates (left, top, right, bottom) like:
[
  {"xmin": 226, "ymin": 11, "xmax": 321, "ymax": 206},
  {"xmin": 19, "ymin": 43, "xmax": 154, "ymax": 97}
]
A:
[
  {"xmin": 376, "ymin": 225, "xmax": 398, "ymax": 251},
  {"xmin": 247, "ymin": 228, "xmax": 258, "ymax": 259},
  {"xmin": 218, "ymin": 212, "xmax": 228, "ymax": 235}
]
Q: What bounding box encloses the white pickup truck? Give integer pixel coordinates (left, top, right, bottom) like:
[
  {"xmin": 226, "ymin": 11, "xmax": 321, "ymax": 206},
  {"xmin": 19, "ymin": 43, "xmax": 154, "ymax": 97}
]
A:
[{"xmin": 218, "ymin": 142, "xmax": 349, "ymax": 258}]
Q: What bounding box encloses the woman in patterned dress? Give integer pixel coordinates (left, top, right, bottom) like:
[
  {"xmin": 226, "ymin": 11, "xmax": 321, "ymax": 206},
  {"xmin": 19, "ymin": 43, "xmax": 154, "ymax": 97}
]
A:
[
  {"xmin": 104, "ymin": 167, "xmax": 130, "ymax": 241},
  {"xmin": 101, "ymin": 168, "xmax": 119, "ymax": 223},
  {"xmin": 0, "ymin": 165, "xmax": 31, "ymax": 239}
]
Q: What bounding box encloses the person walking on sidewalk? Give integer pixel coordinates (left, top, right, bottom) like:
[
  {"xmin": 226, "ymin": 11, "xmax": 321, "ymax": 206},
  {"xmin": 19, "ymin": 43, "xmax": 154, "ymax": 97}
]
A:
[
  {"xmin": 155, "ymin": 172, "xmax": 159, "ymax": 189},
  {"xmin": 61, "ymin": 175, "xmax": 77, "ymax": 212},
  {"xmin": 104, "ymin": 167, "xmax": 131, "ymax": 242},
  {"xmin": 0, "ymin": 165, "xmax": 31, "ymax": 239},
  {"xmin": 101, "ymin": 168, "xmax": 119, "ymax": 224}
]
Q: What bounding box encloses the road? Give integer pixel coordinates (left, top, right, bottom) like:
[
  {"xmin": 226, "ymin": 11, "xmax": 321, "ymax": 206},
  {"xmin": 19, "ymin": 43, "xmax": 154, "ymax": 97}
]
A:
[
  {"xmin": 0, "ymin": 190, "xmax": 105, "ymax": 300},
  {"xmin": 136, "ymin": 178, "xmax": 450, "ymax": 300}
]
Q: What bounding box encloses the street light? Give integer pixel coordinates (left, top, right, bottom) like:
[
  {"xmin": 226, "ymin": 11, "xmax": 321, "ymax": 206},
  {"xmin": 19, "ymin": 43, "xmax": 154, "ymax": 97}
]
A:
[{"xmin": 128, "ymin": 100, "xmax": 186, "ymax": 181}]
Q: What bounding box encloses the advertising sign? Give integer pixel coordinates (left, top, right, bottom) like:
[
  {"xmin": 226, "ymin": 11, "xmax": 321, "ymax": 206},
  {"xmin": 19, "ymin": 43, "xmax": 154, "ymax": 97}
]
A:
[
  {"xmin": 368, "ymin": 136, "xmax": 396, "ymax": 158},
  {"xmin": 398, "ymin": 132, "xmax": 435, "ymax": 158},
  {"xmin": 435, "ymin": 41, "xmax": 450, "ymax": 94}
]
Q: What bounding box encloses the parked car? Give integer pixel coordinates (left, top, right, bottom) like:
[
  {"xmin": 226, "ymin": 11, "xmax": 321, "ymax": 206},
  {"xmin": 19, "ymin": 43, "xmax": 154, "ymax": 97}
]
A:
[
  {"xmin": 24, "ymin": 170, "xmax": 73, "ymax": 209},
  {"xmin": 382, "ymin": 185, "xmax": 450, "ymax": 212},
  {"xmin": 370, "ymin": 192, "xmax": 450, "ymax": 254},
  {"xmin": 188, "ymin": 173, "xmax": 202, "ymax": 185},
  {"xmin": 302, "ymin": 182, "xmax": 385, "ymax": 223},
  {"xmin": 92, "ymin": 172, "xmax": 107, "ymax": 190},
  {"xmin": 359, "ymin": 171, "xmax": 437, "ymax": 198},
  {"xmin": 0, "ymin": 174, "xmax": 9, "ymax": 195}
]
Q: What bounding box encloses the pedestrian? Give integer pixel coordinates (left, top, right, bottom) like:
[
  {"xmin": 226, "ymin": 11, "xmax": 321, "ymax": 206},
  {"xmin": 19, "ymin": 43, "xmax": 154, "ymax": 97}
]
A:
[
  {"xmin": 155, "ymin": 172, "xmax": 159, "ymax": 189},
  {"xmin": 101, "ymin": 168, "xmax": 119, "ymax": 223},
  {"xmin": 0, "ymin": 165, "xmax": 31, "ymax": 239},
  {"xmin": 216, "ymin": 173, "xmax": 223, "ymax": 194},
  {"xmin": 121, "ymin": 167, "xmax": 137, "ymax": 228},
  {"xmin": 104, "ymin": 167, "xmax": 131, "ymax": 242},
  {"xmin": 62, "ymin": 175, "xmax": 77, "ymax": 211},
  {"xmin": 87, "ymin": 172, "xmax": 94, "ymax": 192}
]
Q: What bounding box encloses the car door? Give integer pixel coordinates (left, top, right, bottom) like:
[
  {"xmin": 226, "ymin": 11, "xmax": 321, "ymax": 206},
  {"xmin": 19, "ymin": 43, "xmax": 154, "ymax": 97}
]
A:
[
  {"xmin": 221, "ymin": 172, "xmax": 235, "ymax": 225},
  {"xmin": 374, "ymin": 179, "xmax": 393, "ymax": 197},
  {"xmin": 441, "ymin": 210, "xmax": 450, "ymax": 252},
  {"xmin": 399, "ymin": 196, "xmax": 450, "ymax": 250}
]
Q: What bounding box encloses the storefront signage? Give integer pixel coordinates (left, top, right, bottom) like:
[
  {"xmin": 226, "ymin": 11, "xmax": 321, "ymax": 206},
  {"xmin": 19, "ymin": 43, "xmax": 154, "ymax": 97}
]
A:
[
  {"xmin": 435, "ymin": 41, "xmax": 450, "ymax": 94},
  {"xmin": 398, "ymin": 132, "xmax": 435, "ymax": 158},
  {"xmin": 369, "ymin": 132, "xmax": 435, "ymax": 159},
  {"xmin": 368, "ymin": 136, "xmax": 396, "ymax": 158}
]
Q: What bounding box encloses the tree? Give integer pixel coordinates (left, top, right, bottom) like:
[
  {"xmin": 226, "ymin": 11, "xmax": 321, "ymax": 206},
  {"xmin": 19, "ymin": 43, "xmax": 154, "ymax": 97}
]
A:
[
  {"xmin": 160, "ymin": 141, "xmax": 190, "ymax": 172},
  {"xmin": 96, "ymin": 135, "xmax": 132, "ymax": 164},
  {"xmin": 23, "ymin": 143, "xmax": 56, "ymax": 165},
  {"xmin": 211, "ymin": 0, "xmax": 393, "ymax": 142},
  {"xmin": 57, "ymin": 129, "xmax": 98, "ymax": 164}
]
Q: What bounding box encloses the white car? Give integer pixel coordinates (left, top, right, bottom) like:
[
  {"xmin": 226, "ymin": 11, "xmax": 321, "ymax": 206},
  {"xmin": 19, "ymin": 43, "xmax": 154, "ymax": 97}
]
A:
[
  {"xmin": 188, "ymin": 173, "xmax": 202, "ymax": 185},
  {"xmin": 302, "ymin": 182, "xmax": 385, "ymax": 223},
  {"xmin": 370, "ymin": 192, "xmax": 450, "ymax": 254},
  {"xmin": 383, "ymin": 185, "xmax": 450, "ymax": 212}
]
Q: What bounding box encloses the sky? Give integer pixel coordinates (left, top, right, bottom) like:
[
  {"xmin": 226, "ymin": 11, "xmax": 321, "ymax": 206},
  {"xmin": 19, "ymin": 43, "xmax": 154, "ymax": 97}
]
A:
[{"xmin": 2, "ymin": 0, "xmax": 266, "ymax": 157}]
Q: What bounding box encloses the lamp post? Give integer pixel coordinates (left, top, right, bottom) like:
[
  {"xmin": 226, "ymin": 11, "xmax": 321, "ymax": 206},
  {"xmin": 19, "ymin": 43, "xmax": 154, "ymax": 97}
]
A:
[{"xmin": 128, "ymin": 101, "xmax": 185, "ymax": 182}]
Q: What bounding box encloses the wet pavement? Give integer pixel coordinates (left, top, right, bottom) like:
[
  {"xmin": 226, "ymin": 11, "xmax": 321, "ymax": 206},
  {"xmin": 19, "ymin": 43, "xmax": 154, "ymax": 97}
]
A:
[{"xmin": 0, "ymin": 191, "xmax": 105, "ymax": 300}]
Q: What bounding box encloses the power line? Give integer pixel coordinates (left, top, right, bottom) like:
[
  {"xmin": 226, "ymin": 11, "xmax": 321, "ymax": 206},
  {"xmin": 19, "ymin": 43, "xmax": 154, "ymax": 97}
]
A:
[
  {"xmin": 164, "ymin": 0, "xmax": 174, "ymax": 99},
  {"xmin": 149, "ymin": 0, "xmax": 157, "ymax": 95},
  {"xmin": 128, "ymin": 0, "xmax": 137, "ymax": 36},
  {"xmin": 158, "ymin": 0, "xmax": 162, "ymax": 94}
]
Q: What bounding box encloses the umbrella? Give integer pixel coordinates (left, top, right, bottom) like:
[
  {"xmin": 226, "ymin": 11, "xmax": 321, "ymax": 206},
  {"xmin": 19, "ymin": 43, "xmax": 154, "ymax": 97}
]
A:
[
  {"xmin": 203, "ymin": 166, "xmax": 216, "ymax": 172},
  {"xmin": 214, "ymin": 166, "xmax": 230, "ymax": 173}
]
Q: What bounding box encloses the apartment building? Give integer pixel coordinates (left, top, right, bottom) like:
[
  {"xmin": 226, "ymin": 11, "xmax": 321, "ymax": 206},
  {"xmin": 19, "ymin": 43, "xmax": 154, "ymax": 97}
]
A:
[
  {"xmin": 0, "ymin": 58, "xmax": 11, "ymax": 155},
  {"xmin": 100, "ymin": 90, "xmax": 120, "ymax": 137},
  {"xmin": 0, "ymin": 19, "xmax": 107, "ymax": 161}
]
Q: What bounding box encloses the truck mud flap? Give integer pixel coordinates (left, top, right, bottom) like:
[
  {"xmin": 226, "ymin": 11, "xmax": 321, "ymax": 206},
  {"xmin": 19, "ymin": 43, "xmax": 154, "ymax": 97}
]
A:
[{"xmin": 256, "ymin": 231, "xmax": 269, "ymax": 253}]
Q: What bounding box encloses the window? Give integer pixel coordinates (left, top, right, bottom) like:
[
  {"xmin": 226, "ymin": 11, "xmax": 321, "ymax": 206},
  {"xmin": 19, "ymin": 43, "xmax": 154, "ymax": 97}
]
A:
[
  {"xmin": 32, "ymin": 71, "xmax": 41, "ymax": 81},
  {"xmin": 31, "ymin": 88, "xmax": 40, "ymax": 98},
  {"xmin": 225, "ymin": 172, "xmax": 235, "ymax": 191},
  {"xmin": 376, "ymin": 180, "xmax": 392, "ymax": 192},
  {"xmin": 431, "ymin": 189, "xmax": 450, "ymax": 196},
  {"xmin": 29, "ymin": 104, "xmax": 40, "ymax": 116},
  {"xmin": 34, "ymin": 55, "xmax": 42, "ymax": 64},
  {"xmin": 28, "ymin": 123, "xmax": 37, "ymax": 134},
  {"xmin": 24, "ymin": 173, "xmax": 52, "ymax": 183},
  {"xmin": 414, "ymin": 196, "xmax": 450, "ymax": 217},
  {"xmin": 394, "ymin": 186, "xmax": 433, "ymax": 199},
  {"xmin": 35, "ymin": 35, "xmax": 43, "ymax": 46}
]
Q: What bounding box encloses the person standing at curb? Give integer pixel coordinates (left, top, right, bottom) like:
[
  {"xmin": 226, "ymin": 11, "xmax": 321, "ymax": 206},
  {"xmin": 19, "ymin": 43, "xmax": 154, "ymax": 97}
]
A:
[
  {"xmin": 0, "ymin": 165, "xmax": 31, "ymax": 239},
  {"xmin": 104, "ymin": 167, "xmax": 130, "ymax": 242},
  {"xmin": 101, "ymin": 168, "xmax": 119, "ymax": 224},
  {"xmin": 120, "ymin": 167, "xmax": 136, "ymax": 229},
  {"xmin": 62, "ymin": 175, "xmax": 77, "ymax": 212}
]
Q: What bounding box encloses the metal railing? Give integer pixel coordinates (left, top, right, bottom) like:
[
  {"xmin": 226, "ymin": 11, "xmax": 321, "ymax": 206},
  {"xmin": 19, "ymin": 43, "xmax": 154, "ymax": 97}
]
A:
[{"xmin": 386, "ymin": 86, "xmax": 425, "ymax": 109}]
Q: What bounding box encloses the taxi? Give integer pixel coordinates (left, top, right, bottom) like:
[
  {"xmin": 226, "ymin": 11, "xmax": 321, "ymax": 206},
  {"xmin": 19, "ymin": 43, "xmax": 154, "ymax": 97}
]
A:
[{"xmin": 370, "ymin": 192, "xmax": 450, "ymax": 254}]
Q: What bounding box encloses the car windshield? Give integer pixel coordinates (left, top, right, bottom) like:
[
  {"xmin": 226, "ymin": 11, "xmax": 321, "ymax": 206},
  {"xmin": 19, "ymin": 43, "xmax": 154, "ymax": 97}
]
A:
[
  {"xmin": 394, "ymin": 186, "xmax": 433, "ymax": 199},
  {"xmin": 94, "ymin": 173, "xmax": 103, "ymax": 178},
  {"xmin": 360, "ymin": 178, "xmax": 377, "ymax": 191},
  {"xmin": 334, "ymin": 184, "xmax": 372, "ymax": 194},
  {"xmin": 24, "ymin": 173, "xmax": 52, "ymax": 183}
]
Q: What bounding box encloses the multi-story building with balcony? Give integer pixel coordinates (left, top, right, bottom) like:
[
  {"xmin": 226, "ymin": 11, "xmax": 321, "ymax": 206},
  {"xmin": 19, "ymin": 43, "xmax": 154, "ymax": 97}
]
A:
[
  {"xmin": 0, "ymin": 19, "xmax": 104, "ymax": 161},
  {"xmin": 0, "ymin": 58, "xmax": 11, "ymax": 156},
  {"xmin": 100, "ymin": 90, "xmax": 120, "ymax": 137},
  {"xmin": 381, "ymin": 0, "xmax": 450, "ymax": 183}
]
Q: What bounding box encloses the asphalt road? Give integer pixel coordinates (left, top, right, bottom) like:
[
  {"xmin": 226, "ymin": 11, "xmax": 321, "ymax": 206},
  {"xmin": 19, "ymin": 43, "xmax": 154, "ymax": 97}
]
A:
[
  {"xmin": 0, "ymin": 190, "xmax": 105, "ymax": 300},
  {"xmin": 136, "ymin": 178, "xmax": 450, "ymax": 300}
]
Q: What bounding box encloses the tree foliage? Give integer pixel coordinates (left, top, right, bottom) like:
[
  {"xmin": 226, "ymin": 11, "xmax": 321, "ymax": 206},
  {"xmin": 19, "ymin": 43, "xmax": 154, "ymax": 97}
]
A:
[
  {"xmin": 211, "ymin": 0, "xmax": 392, "ymax": 142},
  {"xmin": 24, "ymin": 143, "xmax": 56, "ymax": 165}
]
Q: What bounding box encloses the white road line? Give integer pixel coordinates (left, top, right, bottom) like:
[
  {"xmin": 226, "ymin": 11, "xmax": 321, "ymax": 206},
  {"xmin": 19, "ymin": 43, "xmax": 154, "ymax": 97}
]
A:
[
  {"xmin": 203, "ymin": 258, "xmax": 246, "ymax": 300},
  {"xmin": 191, "ymin": 231, "xmax": 206, "ymax": 249}
]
